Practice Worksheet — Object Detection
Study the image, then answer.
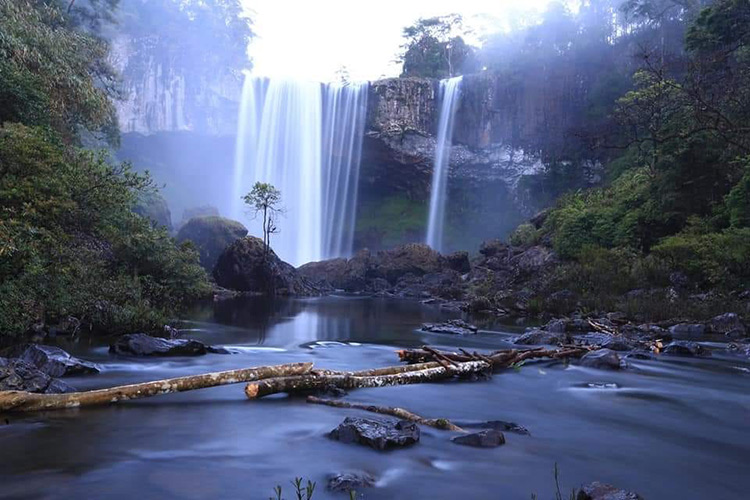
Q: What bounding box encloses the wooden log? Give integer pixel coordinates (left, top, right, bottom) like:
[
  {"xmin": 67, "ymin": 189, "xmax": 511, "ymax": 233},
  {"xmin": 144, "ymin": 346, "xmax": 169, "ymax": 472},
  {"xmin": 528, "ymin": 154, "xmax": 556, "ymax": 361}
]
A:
[
  {"xmin": 397, "ymin": 346, "xmax": 593, "ymax": 369},
  {"xmin": 0, "ymin": 362, "xmax": 313, "ymax": 413},
  {"xmin": 245, "ymin": 360, "xmax": 491, "ymax": 399},
  {"xmin": 306, "ymin": 396, "xmax": 465, "ymax": 432}
]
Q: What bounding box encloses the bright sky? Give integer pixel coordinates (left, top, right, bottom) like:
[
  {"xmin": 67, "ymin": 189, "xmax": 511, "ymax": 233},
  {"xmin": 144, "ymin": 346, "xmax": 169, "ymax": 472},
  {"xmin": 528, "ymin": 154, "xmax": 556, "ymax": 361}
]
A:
[{"xmin": 241, "ymin": 0, "xmax": 570, "ymax": 82}]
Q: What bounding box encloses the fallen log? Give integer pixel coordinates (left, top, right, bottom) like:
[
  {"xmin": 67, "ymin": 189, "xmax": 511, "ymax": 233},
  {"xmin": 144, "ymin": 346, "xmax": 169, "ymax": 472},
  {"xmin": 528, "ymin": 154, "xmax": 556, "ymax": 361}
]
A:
[
  {"xmin": 306, "ymin": 396, "xmax": 465, "ymax": 432},
  {"xmin": 396, "ymin": 346, "xmax": 593, "ymax": 369},
  {"xmin": 0, "ymin": 362, "xmax": 313, "ymax": 413},
  {"xmin": 245, "ymin": 360, "xmax": 491, "ymax": 399}
]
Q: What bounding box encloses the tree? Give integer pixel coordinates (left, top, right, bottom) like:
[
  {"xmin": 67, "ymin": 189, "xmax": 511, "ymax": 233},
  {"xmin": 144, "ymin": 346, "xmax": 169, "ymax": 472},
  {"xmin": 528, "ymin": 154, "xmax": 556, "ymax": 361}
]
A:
[
  {"xmin": 243, "ymin": 182, "xmax": 283, "ymax": 257},
  {"xmin": 399, "ymin": 14, "xmax": 477, "ymax": 78}
]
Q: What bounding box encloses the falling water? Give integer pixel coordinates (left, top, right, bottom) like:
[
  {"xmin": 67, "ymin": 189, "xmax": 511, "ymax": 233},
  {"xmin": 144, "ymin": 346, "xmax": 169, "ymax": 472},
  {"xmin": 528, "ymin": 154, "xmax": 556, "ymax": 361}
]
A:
[
  {"xmin": 233, "ymin": 75, "xmax": 368, "ymax": 266},
  {"xmin": 425, "ymin": 76, "xmax": 462, "ymax": 252}
]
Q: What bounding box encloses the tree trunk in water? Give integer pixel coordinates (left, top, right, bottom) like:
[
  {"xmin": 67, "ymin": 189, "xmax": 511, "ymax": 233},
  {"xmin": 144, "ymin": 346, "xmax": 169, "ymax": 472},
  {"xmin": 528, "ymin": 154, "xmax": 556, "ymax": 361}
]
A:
[
  {"xmin": 306, "ymin": 396, "xmax": 465, "ymax": 432},
  {"xmin": 396, "ymin": 346, "xmax": 593, "ymax": 368},
  {"xmin": 0, "ymin": 362, "xmax": 313, "ymax": 413},
  {"xmin": 245, "ymin": 360, "xmax": 490, "ymax": 399}
]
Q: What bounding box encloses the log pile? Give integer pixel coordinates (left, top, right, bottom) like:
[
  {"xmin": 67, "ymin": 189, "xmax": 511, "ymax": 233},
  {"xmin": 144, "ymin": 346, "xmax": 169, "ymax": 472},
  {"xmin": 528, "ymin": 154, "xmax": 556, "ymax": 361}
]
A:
[{"xmin": 0, "ymin": 346, "xmax": 596, "ymax": 413}]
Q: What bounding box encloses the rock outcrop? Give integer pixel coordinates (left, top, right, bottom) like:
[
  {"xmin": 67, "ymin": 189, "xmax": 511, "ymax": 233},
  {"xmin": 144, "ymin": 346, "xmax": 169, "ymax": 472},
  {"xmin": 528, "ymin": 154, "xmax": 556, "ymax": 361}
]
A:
[
  {"xmin": 176, "ymin": 216, "xmax": 248, "ymax": 271},
  {"xmin": 214, "ymin": 237, "xmax": 317, "ymax": 295},
  {"xmin": 329, "ymin": 417, "xmax": 420, "ymax": 451},
  {"xmin": 109, "ymin": 333, "xmax": 227, "ymax": 357},
  {"xmin": 0, "ymin": 344, "xmax": 99, "ymax": 377},
  {"xmin": 0, "ymin": 358, "xmax": 74, "ymax": 394}
]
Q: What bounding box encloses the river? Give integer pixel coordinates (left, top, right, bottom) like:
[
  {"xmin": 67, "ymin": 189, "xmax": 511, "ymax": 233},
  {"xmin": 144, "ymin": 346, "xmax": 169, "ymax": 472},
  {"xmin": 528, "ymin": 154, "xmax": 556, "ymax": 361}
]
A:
[{"xmin": 1, "ymin": 296, "xmax": 748, "ymax": 499}]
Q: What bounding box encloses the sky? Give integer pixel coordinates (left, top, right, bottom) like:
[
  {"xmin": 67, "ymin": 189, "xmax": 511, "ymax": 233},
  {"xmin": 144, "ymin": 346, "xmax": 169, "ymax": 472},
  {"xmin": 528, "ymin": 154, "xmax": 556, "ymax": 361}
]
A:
[{"xmin": 240, "ymin": 0, "xmax": 569, "ymax": 82}]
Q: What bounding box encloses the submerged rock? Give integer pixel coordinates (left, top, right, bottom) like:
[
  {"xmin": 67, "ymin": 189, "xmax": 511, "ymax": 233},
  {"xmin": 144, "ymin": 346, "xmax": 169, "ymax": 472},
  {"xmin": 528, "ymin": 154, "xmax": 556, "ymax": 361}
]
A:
[
  {"xmin": 109, "ymin": 333, "xmax": 227, "ymax": 357},
  {"xmin": 329, "ymin": 417, "xmax": 420, "ymax": 450},
  {"xmin": 458, "ymin": 420, "xmax": 531, "ymax": 435},
  {"xmin": 576, "ymin": 481, "xmax": 643, "ymax": 500},
  {"xmin": 662, "ymin": 340, "xmax": 710, "ymax": 357},
  {"xmin": 1, "ymin": 344, "xmax": 99, "ymax": 378},
  {"xmin": 0, "ymin": 358, "xmax": 74, "ymax": 394},
  {"xmin": 214, "ymin": 236, "xmax": 316, "ymax": 295},
  {"xmin": 451, "ymin": 429, "xmax": 506, "ymax": 448},
  {"xmin": 580, "ymin": 349, "xmax": 622, "ymax": 370},
  {"xmin": 421, "ymin": 319, "xmax": 478, "ymax": 335},
  {"xmin": 327, "ymin": 472, "xmax": 376, "ymax": 492}
]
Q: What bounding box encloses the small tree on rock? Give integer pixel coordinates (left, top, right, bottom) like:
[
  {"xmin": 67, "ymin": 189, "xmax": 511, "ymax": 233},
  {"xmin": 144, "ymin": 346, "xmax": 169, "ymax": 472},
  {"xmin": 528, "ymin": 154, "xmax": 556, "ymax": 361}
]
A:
[{"xmin": 243, "ymin": 182, "xmax": 282, "ymax": 258}]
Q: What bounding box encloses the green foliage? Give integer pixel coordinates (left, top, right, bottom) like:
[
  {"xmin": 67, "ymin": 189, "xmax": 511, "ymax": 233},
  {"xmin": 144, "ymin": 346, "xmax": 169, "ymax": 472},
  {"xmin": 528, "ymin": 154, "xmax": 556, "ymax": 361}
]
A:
[
  {"xmin": 0, "ymin": 0, "xmax": 120, "ymax": 145},
  {"xmin": 509, "ymin": 223, "xmax": 540, "ymax": 248},
  {"xmin": 355, "ymin": 195, "xmax": 427, "ymax": 249},
  {"xmin": 244, "ymin": 182, "xmax": 282, "ymax": 252},
  {"xmin": 269, "ymin": 477, "xmax": 316, "ymax": 500},
  {"xmin": 399, "ymin": 14, "xmax": 477, "ymax": 78},
  {"xmin": 724, "ymin": 162, "xmax": 750, "ymax": 229},
  {"xmin": 176, "ymin": 216, "xmax": 247, "ymax": 271},
  {"xmin": 0, "ymin": 124, "xmax": 210, "ymax": 337}
]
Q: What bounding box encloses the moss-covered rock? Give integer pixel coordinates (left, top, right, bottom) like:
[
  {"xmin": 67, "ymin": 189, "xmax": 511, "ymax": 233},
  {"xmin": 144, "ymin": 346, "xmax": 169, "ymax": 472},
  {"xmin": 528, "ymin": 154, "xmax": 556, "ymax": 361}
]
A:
[{"xmin": 176, "ymin": 216, "xmax": 248, "ymax": 271}]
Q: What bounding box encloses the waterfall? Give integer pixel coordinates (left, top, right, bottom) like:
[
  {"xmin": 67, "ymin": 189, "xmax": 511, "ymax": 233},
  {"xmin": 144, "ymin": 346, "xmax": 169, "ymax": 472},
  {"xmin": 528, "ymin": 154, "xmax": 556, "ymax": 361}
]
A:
[
  {"xmin": 426, "ymin": 76, "xmax": 462, "ymax": 252},
  {"xmin": 232, "ymin": 75, "xmax": 368, "ymax": 266}
]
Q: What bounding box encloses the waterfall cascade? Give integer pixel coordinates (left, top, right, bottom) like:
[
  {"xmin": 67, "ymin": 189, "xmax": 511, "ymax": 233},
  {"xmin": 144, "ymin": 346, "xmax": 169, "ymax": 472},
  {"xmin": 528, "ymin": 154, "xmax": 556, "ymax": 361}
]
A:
[
  {"xmin": 233, "ymin": 76, "xmax": 368, "ymax": 266},
  {"xmin": 425, "ymin": 76, "xmax": 462, "ymax": 252}
]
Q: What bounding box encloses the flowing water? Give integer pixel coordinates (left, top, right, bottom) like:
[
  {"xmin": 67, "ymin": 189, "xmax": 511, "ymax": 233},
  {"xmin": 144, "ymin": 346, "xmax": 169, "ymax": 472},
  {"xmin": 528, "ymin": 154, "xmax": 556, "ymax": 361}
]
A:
[
  {"xmin": 1, "ymin": 297, "xmax": 749, "ymax": 499},
  {"xmin": 232, "ymin": 76, "xmax": 368, "ymax": 266},
  {"xmin": 426, "ymin": 77, "xmax": 463, "ymax": 253}
]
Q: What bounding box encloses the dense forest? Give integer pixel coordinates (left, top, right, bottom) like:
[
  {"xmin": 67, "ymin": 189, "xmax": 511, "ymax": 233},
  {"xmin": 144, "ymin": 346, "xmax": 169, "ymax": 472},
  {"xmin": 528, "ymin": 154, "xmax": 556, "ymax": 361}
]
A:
[
  {"xmin": 0, "ymin": 0, "xmax": 251, "ymax": 340},
  {"xmin": 400, "ymin": 0, "xmax": 750, "ymax": 313}
]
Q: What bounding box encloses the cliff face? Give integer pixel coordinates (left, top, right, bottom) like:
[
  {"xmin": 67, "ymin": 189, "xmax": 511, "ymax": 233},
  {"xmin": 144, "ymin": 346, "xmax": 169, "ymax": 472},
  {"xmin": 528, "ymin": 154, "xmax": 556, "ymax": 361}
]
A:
[{"xmin": 111, "ymin": 35, "xmax": 241, "ymax": 136}]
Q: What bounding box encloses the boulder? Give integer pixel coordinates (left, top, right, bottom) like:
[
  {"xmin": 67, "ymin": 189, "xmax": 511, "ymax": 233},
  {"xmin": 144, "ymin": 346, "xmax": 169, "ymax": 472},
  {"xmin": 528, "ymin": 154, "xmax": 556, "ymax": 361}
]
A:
[
  {"xmin": 374, "ymin": 243, "xmax": 444, "ymax": 283},
  {"xmin": 576, "ymin": 482, "xmax": 643, "ymax": 500},
  {"xmin": 668, "ymin": 323, "xmax": 707, "ymax": 339},
  {"xmin": 514, "ymin": 329, "xmax": 568, "ymax": 346},
  {"xmin": 580, "ymin": 349, "xmax": 622, "ymax": 370},
  {"xmin": 479, "ymin": 239, "xmax": 507, "ymax": 257},
  {"xmin": 510, "ymin": 246, "xmax": 557, "ymax": 274},
  {"xmin": 545, "ymin": 318, "xmax": 569, "ymax": 333},
  {"xmin": 176, "ymin": 216, "xmax": 248, "ymax": 271},
  {"xmin": 329, "ymin": 417, "xmax": 420, "ymax": 450},
  {"xmin": 451, "ymin": 429, "xmax": 506, "ymax": 448},
  {"xmin": 709, "ymin": 313, "xmax": 746, "ymax": 336},
  {"xmin": 662, "ymin": 340, "xmax": 710, "ymax": 357},
  {"xmin": 327, "ymin": 472, "xmax": 376, "ymax": 492},
  {"xmin": 179, "ymin": 205, "xmax": 219, "ymax": 228},
  {"xmin": 444, "ymin": 251, "xmax": 471, "ymax": 273},
  {"xmin": 0, "ymin": 344, "xmax": 99, "ymax": 377},
  {"xmin": 213, "ymin": 236, "xmax": 316, "ymax": 295},
  {"xmin": 421, "ymin": 319, "xmax": 478, "ymax": 335},
  {"xmin": 0, "ymin": 357, "xmax": 74, "ymax": 394},
  {"xmin": 109, "ymin": 333, "xmax": 227, "ymax": 357}
]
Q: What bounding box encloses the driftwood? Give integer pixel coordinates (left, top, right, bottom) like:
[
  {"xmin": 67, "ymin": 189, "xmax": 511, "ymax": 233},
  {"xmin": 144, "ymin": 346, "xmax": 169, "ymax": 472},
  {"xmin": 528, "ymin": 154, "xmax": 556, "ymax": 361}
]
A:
[
  {"xmin": 306, "ymin": 396, "xmax": 465, "ymax": 431},
  {"xmin": 245, "ymin": 360, "xmax": 491, "ymax": 399},
  {"xmin": 0, "ymin": 362, "xmax": 313, "ymax": 413},
  {"xmin": 397, "ymin": 346, "xmax": 593, "ymax": 369}
]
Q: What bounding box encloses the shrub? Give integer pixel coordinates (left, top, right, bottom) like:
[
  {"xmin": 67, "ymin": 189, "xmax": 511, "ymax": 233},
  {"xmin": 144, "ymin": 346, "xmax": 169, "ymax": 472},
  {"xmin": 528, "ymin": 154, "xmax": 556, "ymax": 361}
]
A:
[{"xmin": 509, "ymin": 223, "xmax": 540, "ymax": 248}]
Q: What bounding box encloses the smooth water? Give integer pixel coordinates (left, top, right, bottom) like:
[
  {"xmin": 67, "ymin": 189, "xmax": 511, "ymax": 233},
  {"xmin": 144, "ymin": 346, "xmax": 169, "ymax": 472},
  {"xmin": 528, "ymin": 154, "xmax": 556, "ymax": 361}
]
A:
[
  {"xmin": 233, "ymin": 76, "xmax": 367, "ymax": 266},
  {"xmin": 1, "ymin": 297, "xmax": 749, "ymax": 499},
  {"xmin": 426, "ymin": 77, "xmax": 462, "ymax": 253}
]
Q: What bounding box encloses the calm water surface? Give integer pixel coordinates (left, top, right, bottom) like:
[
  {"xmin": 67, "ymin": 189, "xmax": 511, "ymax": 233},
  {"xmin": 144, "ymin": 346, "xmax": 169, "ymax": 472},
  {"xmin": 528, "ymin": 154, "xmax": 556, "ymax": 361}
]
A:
[{"xmin": 1, "ymin": 297, "xmax": 749, "ymax": 499}]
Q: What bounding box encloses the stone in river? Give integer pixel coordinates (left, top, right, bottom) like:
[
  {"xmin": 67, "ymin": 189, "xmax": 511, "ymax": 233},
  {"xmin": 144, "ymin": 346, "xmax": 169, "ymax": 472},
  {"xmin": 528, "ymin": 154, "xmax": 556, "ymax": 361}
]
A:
[
  {"xmin": 0, "ymin": 357, "xmax": 75, "ymax": 394},
  {"xmin": 514, "ymin": 329, "xmax": 568, "ymax": 345},
  {"xmin": 421, "ymin": 319, "xmax": 478, "ymax": 335},
  {"xmin": 458, "ymin": 420, "xmax": 530, "ymax": 435},
  {"xmin": 451, "ymin": 429, "xmax": 506, "ymax": 448},
  {"xmin": 329, "ymin": 417, "xmax": 420, "ymax": 450},
  {"xmin": 109, "ymin": 333, "xmax": 228, "ymax": 357},
  {"xmin": 580, "ymin": 349, "xmax": 622, "ymax": 370},
  {"xmin": 576, "ymin": 481, "xmax": 643, "ymax": 500},
  {"xmin": 662, "ymin": 340, "xmax": 710, "ymax": 357},
  {"xmin": 1, "ymin": 343, "xmax": 99, "ymax": 377},
  {"xmin": 327, "ymin": 471, "xmax": 376, "ymax": 492}
]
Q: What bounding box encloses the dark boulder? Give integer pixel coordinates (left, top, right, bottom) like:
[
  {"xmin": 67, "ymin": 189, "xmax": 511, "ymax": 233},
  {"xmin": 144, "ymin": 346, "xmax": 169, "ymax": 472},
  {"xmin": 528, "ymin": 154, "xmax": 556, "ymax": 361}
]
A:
[
  {"xmin": 576, "ymin": 482, "xmax": 643, "ymax": 500},
  {"xmin": 110, "ymin": 333, "xmax": 227, "ymax": 357},
  {"xmin": 545, "ymin": 318, "xmax": 569, "ymax": 333},
  {"xmin": 329, "ymin": 417, "xmax": 420, "ymax": 450},
  {"xmin": 459, "ymin": 420, "xmax": 531, "ymax": 435},
  {"xmin": 327, "ymin": 472, "xmax": 376, "ymax": 492},
  {"xmin": 176, "ymin": 216, "xmax": 248, "ymax": 271},
  {"xmin": 0, "ymin": 344, "xmax": 99, "ymax": 377},
  {"xmin": 421, "ymin": 319, "xmax": 478, "ymax": 335},
  {"xmin": 451, "ymin": 429, "xmax": 506, "ymax": 448},
  {"xmin": 514, "ymin": 329, "xmax": 568, "ymax": 346},
  {"xmin": 510, "ymin": 245, "xmax": 557, "ymax": 274},
  {"xmin": 662, "ymin": 340, "xmax": 710, "ymax": 357},
  {"xmin": 479, "ymin": 239, "xmax": 507, "ymax": 257},
  {"xmin": 709, "ymin": 313, "xmax": 746, "ymax": 336},
  {"xmin": 213, "ymin": 236, "xmax": 316, "ymax": 295},
  {"xmin": 444, "ymin": 251, "xmax": 471, "ymax": 273},
  {"xmin": 374, "ymin": 243, "xmax": 443, "ymax": 283},
  {"xmin": 0, "ymin": 357, "xmax": 75, "ymax": 394},
  {"xmin": 580, "ymin": 349, "xmax": 622, "ymax": 370},
  {"xmin": 668, "ymin": 323, "xmax": 707, "ymax": 339}
]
